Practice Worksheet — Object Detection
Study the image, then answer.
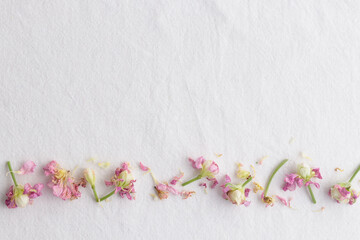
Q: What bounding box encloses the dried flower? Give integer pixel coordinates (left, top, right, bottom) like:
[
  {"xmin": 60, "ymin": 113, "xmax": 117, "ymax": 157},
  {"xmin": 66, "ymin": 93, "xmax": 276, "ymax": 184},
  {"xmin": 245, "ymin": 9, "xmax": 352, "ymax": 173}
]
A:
[
  {"xmin": 5, "ymin": 161, "xmax": 43, "ymax": 209},
  {"xmin": 262, "ymin": 159, "xmax": 288, "ymax": 207},
  {"xmin": 221, "ymin": 175, "xmax": 252, "ymax": 206},
  {"xmin": 139, "ymin": 162, "xmax": 193, "ymax": 200},
  {"xmin": 43, "ymin": 160, "xmax": 85, "ymax": 200},
  {"xmin": 102, "ymin": 162, "xmax": 136, "ymax": 201},
  {"xmin": 329, "ymin": 165, "xmax": 360, "ymax": 205},
  {"xmin": 182, "ymin": 156, "xmax": 219, "ymax": 188},
  {"xmin": 283, "ymin": 163, "xmax": 322, "ymax": 203}
]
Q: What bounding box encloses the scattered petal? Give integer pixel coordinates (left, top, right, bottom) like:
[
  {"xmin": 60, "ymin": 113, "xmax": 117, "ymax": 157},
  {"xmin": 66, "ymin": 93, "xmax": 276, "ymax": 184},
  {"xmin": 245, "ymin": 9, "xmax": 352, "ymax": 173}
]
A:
[
  {"xmin": 170, "ymin": 171, "xmax": 184, "ymax": 185},
  {"xmin": 17, "ymin": 161, "xmax": 36, "ymax": 175},
  {"xmin": 276, "ymin": 195, "xmax": 288, "ymax": 206},
  {"xmin": 139, "ymin": 162, "xmax": 150, "ymax": 172}
]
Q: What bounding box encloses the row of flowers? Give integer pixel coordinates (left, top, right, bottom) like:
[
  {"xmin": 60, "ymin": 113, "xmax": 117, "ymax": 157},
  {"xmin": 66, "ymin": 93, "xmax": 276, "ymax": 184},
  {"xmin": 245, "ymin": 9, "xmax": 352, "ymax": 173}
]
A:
[{"xmin": 5, "ymin": 157, "xmax": 360, "ymax": 209}]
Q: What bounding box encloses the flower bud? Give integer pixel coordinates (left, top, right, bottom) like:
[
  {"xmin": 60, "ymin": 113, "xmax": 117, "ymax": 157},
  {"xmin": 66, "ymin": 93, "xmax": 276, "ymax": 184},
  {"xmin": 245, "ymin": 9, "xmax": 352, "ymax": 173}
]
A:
[
  {"xmin": 297, "ymin": 163, "xmax": 311, "ymax": 179},
  {"xmin": 228, "ymin": 189, "xmax": 246, "ymax": 205},
  {"xmin": 84, "ymin": 168, "xmax": 96, "ymax": 187},
  {"xmin": 15, "ymin": 194, "xmax": 30, "ymax": 208}
]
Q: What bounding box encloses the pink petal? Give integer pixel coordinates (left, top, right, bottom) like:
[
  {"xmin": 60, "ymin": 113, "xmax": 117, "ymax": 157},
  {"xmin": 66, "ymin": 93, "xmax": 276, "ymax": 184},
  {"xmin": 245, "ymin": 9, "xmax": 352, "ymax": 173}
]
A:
[
  {"xmin": 276, "ymin": 195, "xmax": 288, "ymax": 206},
  {"xmin": 189, "ymin": 157, "xmax": 205, "ymax": 169},
  {"xmin": 105, "ymin": 180, "xmax": 114, "ymax": 186},
  {"xmin": 139, "ymin": 162, "xmax": 150, "ymax": 171},
  {"xmin": 43, "ymin": 160, "xmax": 58, "ymax": 176},
  {"xmin": 207, "ymin": 177, "xmax": 218, "ymax": 188},
  {"xmin": 18, "ymin": 161, "xmax": 36, "ymax": 175},
  {"xmin": 312, "ymin": 168, "xmax": 322, "ymax": 179},
  {"xmin": 245, "ymin": 188, "xmax": 250, "ymax": 197},
  {"xmin": 243, "ymin": 201, "xmax": 251, "ymax": 207},
  {"xmin": 224, "ymin": 174, "xmax": 231, "ymax": 184},
  {"xmin": 208, "ymin": 161, "xmax": 219, "ymax": 174},
  {"xmin": 170, "ymin": 172, "xmax": 184, "ymax": 185}
]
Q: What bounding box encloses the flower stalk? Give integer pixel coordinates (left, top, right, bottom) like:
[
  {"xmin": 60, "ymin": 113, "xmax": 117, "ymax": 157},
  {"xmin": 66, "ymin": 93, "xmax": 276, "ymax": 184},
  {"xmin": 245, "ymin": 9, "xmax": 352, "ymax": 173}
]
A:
[
  {"xmin": 7, "ymin": 161, "xmax": 18, "ymax": 187},
  {"xmin": 182, "ymin": 175, "xmax": 201, "ymax": 186},
  {"xmin": 349, "ymin": 165, "xmax": 360, "ymax": 183},
  {"xmin": 264, "ymin": 159, "xmax": 288, "ymax": 197}
]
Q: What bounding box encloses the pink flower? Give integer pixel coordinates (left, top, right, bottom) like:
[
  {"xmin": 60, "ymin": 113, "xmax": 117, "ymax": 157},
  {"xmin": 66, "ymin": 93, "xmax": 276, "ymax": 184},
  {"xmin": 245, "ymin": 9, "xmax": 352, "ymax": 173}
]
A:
[
  {"xmin": 5, "ymin": 183, "xmax": 44, "ymax": 209},
  {"xmin": 105, "ymin": 162, "xmax": 136, "ymax": 200},
  {"xmin": 283, "ymin": 163, "xmax": 322, "ymax": 192},
  {"xmin": 140, "ymin": 162, "xmax": 194, "ymax": 200},
  {"xmin": 329, "ymin": 183, "xmax": 359, "ymax": 205},
  {"xmin": 220, "ymin": 175, "xmax": 251, "ymax": 206},
  {"xmin": 182, "ymin": 156, "xmax": 219, "ymax": 187},
  {"xmin": 17, "ymin": 161, "xmax": 36, "ymax": 175},
  {"xmin": 283, "ymin": 173, "xmax": 304, "ymax": 191},
  {"xmin": 43, "ymin": 161, "xmax": 86, "ymax": 200}
]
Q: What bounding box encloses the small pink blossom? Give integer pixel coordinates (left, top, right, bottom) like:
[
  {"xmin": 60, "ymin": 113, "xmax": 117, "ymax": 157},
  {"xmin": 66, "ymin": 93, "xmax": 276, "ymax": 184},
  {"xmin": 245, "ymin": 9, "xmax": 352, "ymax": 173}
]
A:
[
  {"xmin": 182, "ymin": 156, "xmax": 219, "ymax": 188},
  {"xmin": 283, "ymin": 163, "xmax": 322, "ymax": 192},
  {"xmin": 5, "ymin": 183, "xmax": 44, "ymax": 209},
  {"xmin": 105, "ymin": 162, "xmax": 136, "ymax": 200},
  {"xmin": 43, "ymin": 161, "xmax": 85, "ymax": 200},
  {"xmin": 220, "ymin": 175, "xmax": 251, "ymax": 206},
  {"xmin": 329, "ymin": 183, "xmax": 359, "ymax": 205},
  {"xmin": 141, "ymin": 162, "xmax": 194, "ymax": 200}
]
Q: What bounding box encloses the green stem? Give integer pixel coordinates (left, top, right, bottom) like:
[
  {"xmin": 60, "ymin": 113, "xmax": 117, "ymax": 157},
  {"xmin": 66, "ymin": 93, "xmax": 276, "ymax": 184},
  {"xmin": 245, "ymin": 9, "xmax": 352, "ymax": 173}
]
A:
[
  {"xmin": 182, "ymin": 175, "xmax": 202, "ymax": 186},
  {"xmin": 307, "ymin": 185, "xmax": 316, "ymax": 204},
  {"xmin": 263, "ymin": 159, "xmax": 288, "ymax": 196},
  {"xmin": 91, "ymin": 185, "xmax": 100, "ymax": 202},
  {"xmin": 349, "ymin": 164, "xmax": 360, "ymax": 183},
  {"xmin": 7, "ymin": 161, "xmax": 18, "ymax": 186},
  {"xmin": 242, "ymin": 176, "xmax": 253, "ymax": 187},
  {"xmin": 100, "ymin": 189, "xmax": 116, "ymax": 202}
]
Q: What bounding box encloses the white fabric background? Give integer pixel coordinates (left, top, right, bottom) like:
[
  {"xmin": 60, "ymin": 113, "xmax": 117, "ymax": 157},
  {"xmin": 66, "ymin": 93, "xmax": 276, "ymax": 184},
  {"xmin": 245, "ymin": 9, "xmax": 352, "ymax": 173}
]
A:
[{"xmin": 1, "ymin": 1, "xmax": 360, "ymax": 239}]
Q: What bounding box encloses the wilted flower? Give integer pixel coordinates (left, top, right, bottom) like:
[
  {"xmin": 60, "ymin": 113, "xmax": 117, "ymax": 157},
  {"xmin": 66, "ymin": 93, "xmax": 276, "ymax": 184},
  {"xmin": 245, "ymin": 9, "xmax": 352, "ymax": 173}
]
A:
[
  {"xmin": 5, "ymin": 161, "xmax": 43, "ymax": 209},
  {"xmin": 283, "ymin": 162, "xmax": 322, "ymax": 203},
  {"xmin": 329, "ymin": 183, "xmax": 359, "ymax": 205},
  {"xmin": 262, "ymin": 159, "xmax": 288, "ymax": 207},
  {"xmin": 5, "ymin": 184, "xmax": 43, "ymax": 209},
  {"xmin": 182, "ymin": 156, "xmax": 219, "ymax": 188},
  {"xmin": 221, "ymin": 175, "xmax": 251, "ymax": 206},
  {"xmin": 43, "ymin": 160, "xmax": 86, "ymax": 200},
  {"xmin": 139, "ymin": 162, "xmax": 193, "ymax": 200},
  {"xmin": 103, "ymin": 162, "xmax": 136, "ymax": 200},
  {"xmin": 329, "ymin": 165, "xmax": 360, "ymax": 205}
]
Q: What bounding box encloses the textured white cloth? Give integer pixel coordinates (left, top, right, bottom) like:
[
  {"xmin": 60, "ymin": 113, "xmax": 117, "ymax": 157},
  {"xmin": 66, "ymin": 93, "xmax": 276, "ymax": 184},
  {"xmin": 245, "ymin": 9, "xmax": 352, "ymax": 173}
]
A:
[{"xmin": 1, "ymin": 1, "xmax": 360, "ymax": 239}]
